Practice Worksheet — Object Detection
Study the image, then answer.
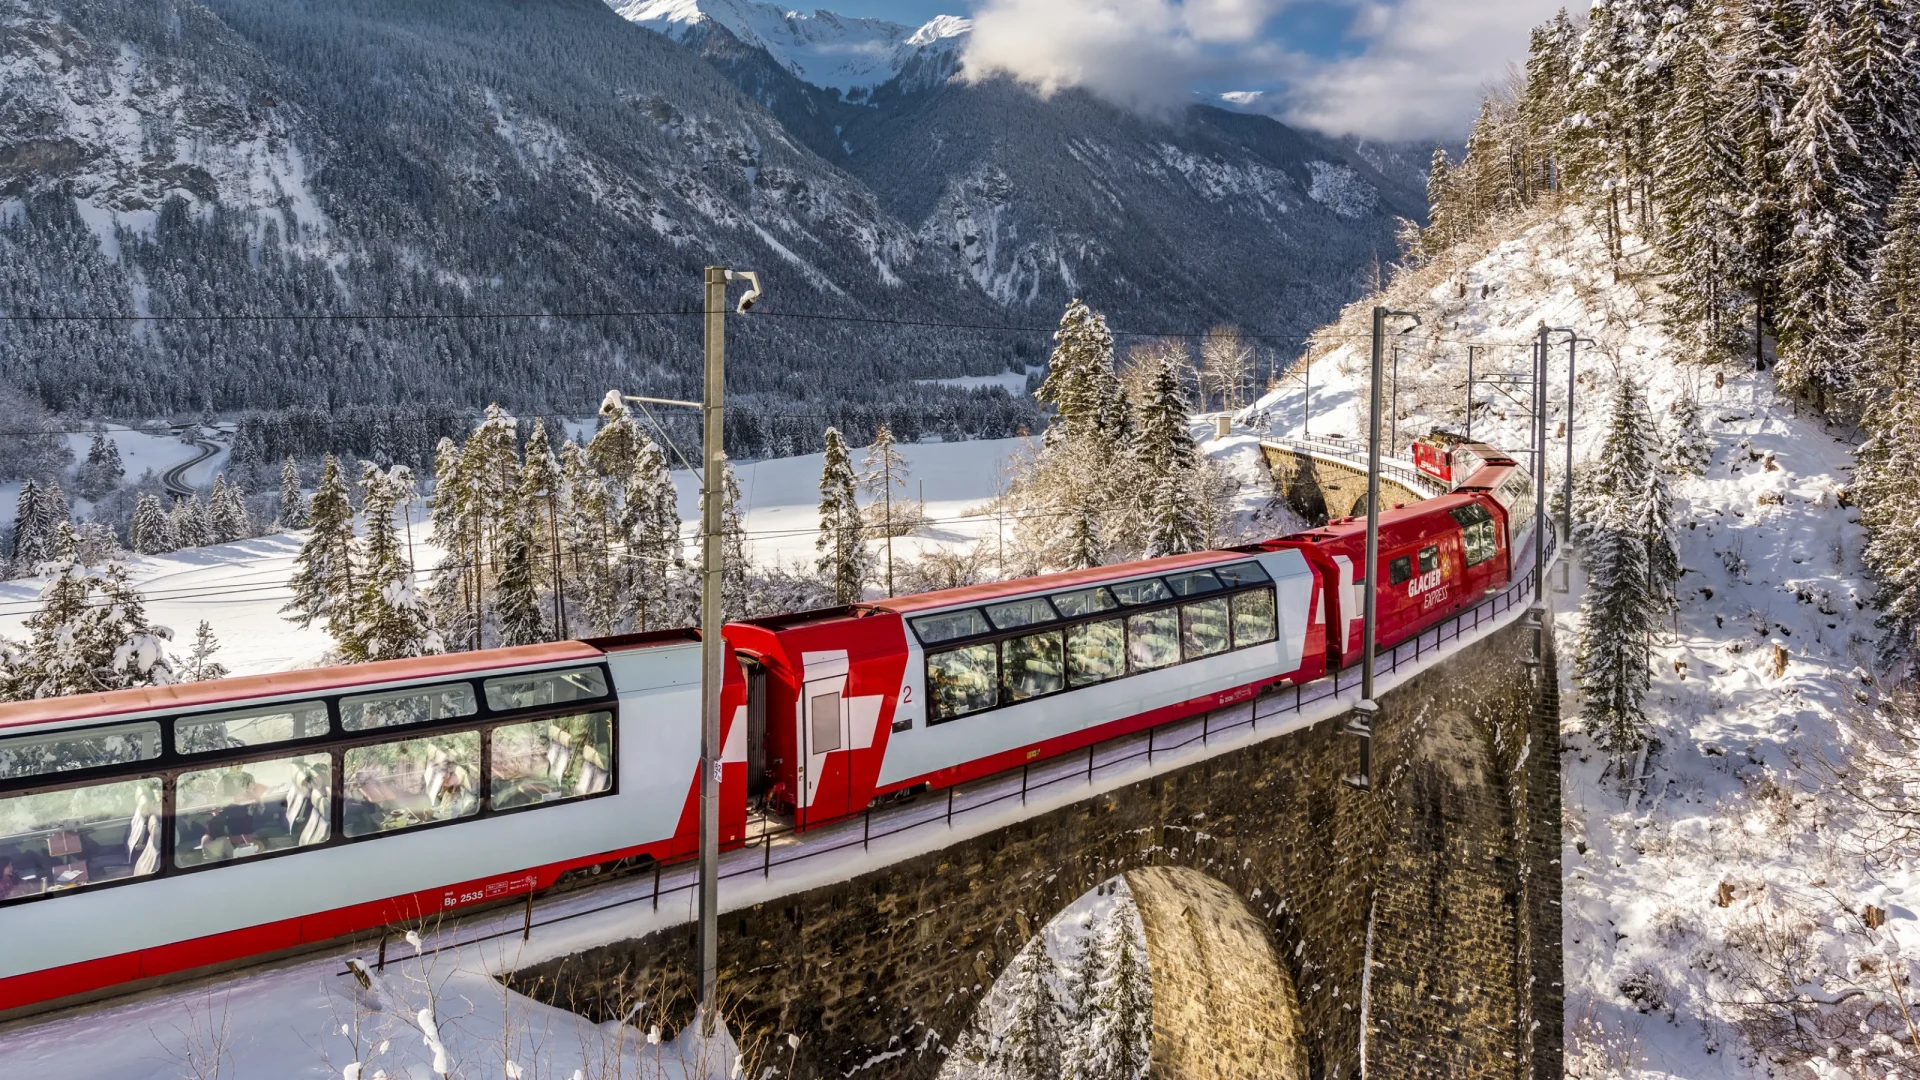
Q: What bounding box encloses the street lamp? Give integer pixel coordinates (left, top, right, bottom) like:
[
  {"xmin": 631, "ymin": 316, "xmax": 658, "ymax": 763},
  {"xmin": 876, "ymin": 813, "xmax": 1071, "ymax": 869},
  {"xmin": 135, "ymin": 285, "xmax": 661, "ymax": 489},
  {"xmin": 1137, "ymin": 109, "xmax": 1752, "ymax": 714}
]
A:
[{"xmin": 1349, "ymin": 304, "xmax": 1421, "ymax": 790}]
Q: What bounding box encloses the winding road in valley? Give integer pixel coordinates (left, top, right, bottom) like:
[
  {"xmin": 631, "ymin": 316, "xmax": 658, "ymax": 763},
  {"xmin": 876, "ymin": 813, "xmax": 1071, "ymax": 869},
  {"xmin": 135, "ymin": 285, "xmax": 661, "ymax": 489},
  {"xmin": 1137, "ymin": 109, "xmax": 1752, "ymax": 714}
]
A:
[{"xmin": 160, "ymin": 438, "xmax": 220, "ymax": 499}]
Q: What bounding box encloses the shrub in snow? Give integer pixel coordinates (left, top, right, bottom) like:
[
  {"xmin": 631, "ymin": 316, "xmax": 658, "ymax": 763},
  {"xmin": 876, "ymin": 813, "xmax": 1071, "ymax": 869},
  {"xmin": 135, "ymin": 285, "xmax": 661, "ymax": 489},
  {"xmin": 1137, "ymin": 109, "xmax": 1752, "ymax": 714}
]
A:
[{"xmin": 0, "ymin": 560, "xmax": 176, "ymax": 700}]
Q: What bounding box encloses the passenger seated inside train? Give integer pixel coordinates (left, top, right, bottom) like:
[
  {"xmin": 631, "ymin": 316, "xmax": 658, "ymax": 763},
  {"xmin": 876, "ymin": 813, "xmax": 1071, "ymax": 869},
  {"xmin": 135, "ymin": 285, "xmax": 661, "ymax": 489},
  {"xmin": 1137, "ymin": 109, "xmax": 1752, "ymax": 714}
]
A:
[{"xmin": 0, "ymin": 777, "xmax": 163, "ymax": 900}]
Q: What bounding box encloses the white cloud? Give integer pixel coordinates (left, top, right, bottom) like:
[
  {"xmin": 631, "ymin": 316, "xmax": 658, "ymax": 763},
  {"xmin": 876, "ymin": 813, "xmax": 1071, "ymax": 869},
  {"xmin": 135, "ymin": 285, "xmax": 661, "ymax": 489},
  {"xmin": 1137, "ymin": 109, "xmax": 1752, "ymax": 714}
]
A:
[
  {"xmin": 1277, "ymin": 0, "xmax": 1563, "ymax": 140},
  {"xmin": 957, "ymin": 0, "xmax": 1560, "ymax": 140}
]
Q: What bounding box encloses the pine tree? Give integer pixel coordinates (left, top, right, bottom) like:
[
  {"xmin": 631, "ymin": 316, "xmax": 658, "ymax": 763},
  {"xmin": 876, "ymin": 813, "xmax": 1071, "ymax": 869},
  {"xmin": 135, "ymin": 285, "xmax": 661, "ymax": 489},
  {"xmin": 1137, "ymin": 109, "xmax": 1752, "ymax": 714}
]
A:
[
  {"xmin": 1075, "ymin": 895, "xmax": 1152, "ymax": 1080},
  {"xmin": 1853, "ymin": 169, "xmax": 1920, "ymax": 650},
  {"xmin": 1776, "ymin": 0, "xmax": 1871, "ymax": 404},
  {"xmin": 860, "ymin": 424, "xmax": 910, "ymax": 595},
  {"xmin": 0, "ymin": 563, "xmax": 176, "ymax": 701},
  {"xmin": 181, "ymin": 621, "xmax": 229, "ymax": 682},
  {"xmin": 1424, "ymin": 145, "xmax": 1457, "ymax": 252},
  {"xmin": 1840, "ymin": 0, "xmax": 1920, "ymax": 211},
  {"xmin": 76, "ymin": 431, "xmax": 124, "ymax": 500},
  {"xmin": 9, "ymin": 480, "xmax": 55, "ymax": 573},
  {"xmin": 1519, "ymin": 11, "xmax": 1575, "ymax": 196},
  {"xmin": 624, "ymin": 436, "xmax": 684, "ymax": 630},
  {"xmin": 426, "ymin": 436, "xmax": 483, "ymax": 651},
  {"xmin": 560, "ymin": 440, "xmax": 619, "ymax": 634},
  {"xmin": 1654, "ymin": 31, "xmax": 1747, "ymax": 353},
  {"xmin": 130, "ymin": 492, "xmax": 173, "ymax": 555},
  {"xmin": 341, "ymin": 464, "xmax": 438, "ymax": 662},
  {"xmin": 1665, "ymin": 392, "xmax": 1713, "ymax": 477},
  {"xmin": 1036, "ymin": 300, "xmax": 1124, "ymax": 448},
  {"xmin": 1134, "ymin": 356, "xmax": 1205, "ymax": 557},
  {"xmin": 495, "ymin": 517, "xmax": 549, "ymax": 647},
  {"xmin": 168, "ymin": 495, "xmax": 210, "ymax": 549},
  {"xmin": 209, "ymin": 474, "xmax": 252, "ymax": 543},
  {"xmin": 276, "ymin": 458, "xmax": 308, "ymax": 530},
  {"xmin": 816, "ymin": 427, "xmax": 870, "ymax": 605},
  {"xmin": 517, "ymin": 416, "xmax": 564, "ymax": 578},
  {"xmin": 1721, "ymin": 0, "xmax": 1798, "ymax": 363},
  {"xmin": 985, "ymin": 938, "xmax": 1061, "ymax": 1080},
  {"xmin": 281, "ymin": 454, "xmax": 357, "ymax": 640},
  {"xmin": 720, "ymin": 459, "xmax": 751, "ymax": 620},
  {"xmin": 1575, "ymin": 382, "xmax": 1665, "ymax": 756}
]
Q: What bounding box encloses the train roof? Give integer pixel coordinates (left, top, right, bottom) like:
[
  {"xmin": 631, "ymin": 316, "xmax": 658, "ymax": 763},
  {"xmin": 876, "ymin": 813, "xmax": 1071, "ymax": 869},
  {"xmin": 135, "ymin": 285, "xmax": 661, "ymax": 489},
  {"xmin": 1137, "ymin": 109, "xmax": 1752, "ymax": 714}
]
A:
[
  {"xmin": 1270, "ymin": 492, "xmax": 1487, "ymax": 553},
  {"xmin": 869, "ymin": 549, "xmax": 1265, "ymax": 616},
  {"xmin": 0, "ymin": 640, "xmax": 609, "ymax": 731}
]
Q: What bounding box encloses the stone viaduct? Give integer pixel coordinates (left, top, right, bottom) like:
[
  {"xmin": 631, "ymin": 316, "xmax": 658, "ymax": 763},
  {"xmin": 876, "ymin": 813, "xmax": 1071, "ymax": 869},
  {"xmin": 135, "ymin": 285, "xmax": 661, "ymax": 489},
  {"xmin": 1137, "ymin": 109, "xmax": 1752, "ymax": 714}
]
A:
[
  {"xmin": 1260, "ymin": 439, "xmax": 1432, "ymax": 523},
  {"xmin": 508, "ymin": 605, "xmax": 1563, "ymax": 1079}
]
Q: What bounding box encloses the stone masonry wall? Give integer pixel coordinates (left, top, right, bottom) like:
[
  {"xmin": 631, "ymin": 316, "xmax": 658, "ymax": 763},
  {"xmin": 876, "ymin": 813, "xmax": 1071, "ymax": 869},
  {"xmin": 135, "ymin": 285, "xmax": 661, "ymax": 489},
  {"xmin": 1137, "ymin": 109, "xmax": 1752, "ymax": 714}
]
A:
[
  {"xmin": 508, "ymin": 614, "xmax": 1562, "ymax": 1080},
  {"xmin": 1260, "ymin": 443, "xmax": 1428, "ymax": 525}
]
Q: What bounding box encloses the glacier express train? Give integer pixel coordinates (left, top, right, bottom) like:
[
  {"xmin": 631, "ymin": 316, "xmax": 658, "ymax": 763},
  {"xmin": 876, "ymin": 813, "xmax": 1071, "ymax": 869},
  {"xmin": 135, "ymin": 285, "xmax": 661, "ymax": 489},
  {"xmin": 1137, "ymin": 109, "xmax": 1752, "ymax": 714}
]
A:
[{"xmin": 0, "ymin": 449, "xmax": 1529, "ymax": 1018}]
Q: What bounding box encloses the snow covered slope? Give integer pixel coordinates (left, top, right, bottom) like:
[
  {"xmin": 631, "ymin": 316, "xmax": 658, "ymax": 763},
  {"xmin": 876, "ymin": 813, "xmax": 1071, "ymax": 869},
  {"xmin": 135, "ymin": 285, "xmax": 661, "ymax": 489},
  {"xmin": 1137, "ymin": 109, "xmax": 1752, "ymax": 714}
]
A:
[
  {"xmin": 611, "ymin": 0, "xmax": 969, "ymax": 98},
  {"xmin": 1250, "ymin": 207, "xmax": 1888, "ymax": 1077}
]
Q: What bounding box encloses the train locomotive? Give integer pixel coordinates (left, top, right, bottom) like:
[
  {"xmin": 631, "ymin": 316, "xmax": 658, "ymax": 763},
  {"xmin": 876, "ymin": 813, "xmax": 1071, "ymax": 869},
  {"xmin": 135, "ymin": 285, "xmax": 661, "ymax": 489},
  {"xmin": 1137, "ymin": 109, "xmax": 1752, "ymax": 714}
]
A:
[{"xmin": 0, "ymin": 446, "xmax": 1528, "ymax": 1018}]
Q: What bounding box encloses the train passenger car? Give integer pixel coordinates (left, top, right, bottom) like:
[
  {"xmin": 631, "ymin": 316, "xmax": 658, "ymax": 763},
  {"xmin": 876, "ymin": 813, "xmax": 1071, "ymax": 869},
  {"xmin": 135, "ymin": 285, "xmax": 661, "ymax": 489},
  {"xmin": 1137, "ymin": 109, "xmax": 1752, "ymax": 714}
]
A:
[
  {"xmin": 0, "ymin": 632, "xmax": 740, "ymax": 1018},
  {"xmin": 727, "ymin": 547, "xmax": 1322, "ymax": 831},
  {"xmin": 1264, "ymin": 490, "xmax": 1512, "ymax": 669}
]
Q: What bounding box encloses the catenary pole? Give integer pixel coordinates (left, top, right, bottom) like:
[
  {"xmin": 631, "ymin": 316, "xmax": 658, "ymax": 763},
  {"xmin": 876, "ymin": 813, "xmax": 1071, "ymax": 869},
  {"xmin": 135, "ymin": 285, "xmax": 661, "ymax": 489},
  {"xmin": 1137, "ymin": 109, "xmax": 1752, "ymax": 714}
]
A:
[
  {"xmin": 1352, "ymin": 305, "xmax": 1419, "ymax": 787},
  {"xmin": 1531, "ymin": 324, "xmax": 1550, "ymax": 660},
  {"xmin": 1465, "ymin": 345, "xmax": 1477, "ymax": 440},
  {"xmin": 698, "ymin": 266, "xmax": 727, "ymax": 1029}
]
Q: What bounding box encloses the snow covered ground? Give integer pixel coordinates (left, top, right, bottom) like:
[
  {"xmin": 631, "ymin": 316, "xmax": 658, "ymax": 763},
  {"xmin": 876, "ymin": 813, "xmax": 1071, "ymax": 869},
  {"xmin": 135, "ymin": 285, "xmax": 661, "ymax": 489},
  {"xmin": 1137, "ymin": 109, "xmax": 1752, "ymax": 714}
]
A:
[
  {"xmin": 1249, "ymin": 206, "xmax": 1887, "ymax": 1077},
  {"xmin": 0, "ymin": 425, "xmax": 224, "ymax": 533}
]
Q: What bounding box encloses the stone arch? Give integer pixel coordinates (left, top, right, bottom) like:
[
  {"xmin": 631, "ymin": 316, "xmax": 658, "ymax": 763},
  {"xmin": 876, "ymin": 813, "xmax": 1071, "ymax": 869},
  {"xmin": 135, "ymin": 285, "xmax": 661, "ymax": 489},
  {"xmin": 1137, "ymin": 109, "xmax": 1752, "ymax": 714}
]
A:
[{"xmin": 1124, "ymin": 866, "xmax": 1306, "ymax": 1080}]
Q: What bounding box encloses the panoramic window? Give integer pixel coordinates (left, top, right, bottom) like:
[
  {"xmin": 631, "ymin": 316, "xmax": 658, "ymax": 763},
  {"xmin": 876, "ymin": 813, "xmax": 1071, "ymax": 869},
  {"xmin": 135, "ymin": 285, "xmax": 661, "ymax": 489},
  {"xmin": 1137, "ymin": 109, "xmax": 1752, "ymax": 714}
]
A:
[
  {"xmin": 174, "ymin": 754, "xmax": 332, "ymax": 868},
  {"xmin": 985, "ymin": 597, "xmax": 1057, "ymax": 631},
  {"xmin": 177, "ymin": 701, "xmax": 328, "ymax": 754},
  {"xmin": 1051, "ymin": 586, "xmax": 1119, "ymax": 619},
  {"xmin": 1389, "ymin": 555, "xmax": 1413, "ymax": 586},
  {"xmin": 928, "ymin": 642, "xmax": 999, "ymax": 721},
  {"xmin": 0, "ymin": 722, "xmax": 161, "ymax": 781},
  {"xmin": 342, "ymin": 731, "xmax": 482, "ymax": 838},
  {"xmin": 1066, "ymin": 619, "xmax": 1126, "ymax": 687},
  {"xmin": 1001, "ymin": 631, "xmax": 1065, "ymax": 702},
  {"xmin": 483, "ymin": 667, "xmax": 608, "ymax": 713},
  {"xmin": 1213, "ymin": 561, "xmax": 1271, "ymax": 588},
  {"xmin": 1231, "ymin": 590, "xmax": 1278, "ymax": 647},
  {"xmin": 0, "ymin": 777, "xmax": 164, "ymax": 900},
  {"xmin": 341, "ymin": 684, "xmax": 478, "ymax": 733},
  {"xmin": 1126, "ymin": 609, "xmax": 1180, "ymax": 672},
  {"xmin": 1165, "ymin": 570, "xmax": 1223, "ymax": 597},
  {"xmin": 1180, "ymin": 598, "xmax": 1231, "ymax": 659},
  {"xmin": 911, "ymin": 609, "xmax": 991, "ymax": 645},
  {"xmin": 1111, "ymin": 579, "xmax": 1172, "ymax": 607},
  {"xmin": 491, "ymin": 712, "xmax": 614, "ymax": 811},
  {"xmin": 1452, "ymin": 504, "xmax": 1498, "ymax": 567}
]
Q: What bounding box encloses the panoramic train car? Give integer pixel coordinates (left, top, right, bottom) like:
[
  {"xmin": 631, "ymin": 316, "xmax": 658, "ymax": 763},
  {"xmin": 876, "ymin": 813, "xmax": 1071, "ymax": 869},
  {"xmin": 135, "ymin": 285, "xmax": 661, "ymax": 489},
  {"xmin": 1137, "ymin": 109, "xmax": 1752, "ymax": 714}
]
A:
[
  {"xmin": 727, "ymin": 546, "xmax": 1322, "ymax": 831},
  {"xmin": 0, "ymin": 631, "xmax": 741, "ymax": 1016}
]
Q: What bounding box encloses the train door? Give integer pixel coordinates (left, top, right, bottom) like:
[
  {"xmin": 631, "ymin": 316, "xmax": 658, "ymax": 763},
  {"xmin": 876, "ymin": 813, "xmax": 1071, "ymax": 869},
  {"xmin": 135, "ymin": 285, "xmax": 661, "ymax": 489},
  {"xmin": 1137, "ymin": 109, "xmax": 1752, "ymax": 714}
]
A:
[
  {"xmin": 739, "ymin": 657, "xmax": 770, "ymax": 801},
  {"xmin": 800, "ymin": 677, "xmax": 852, "ymax": 828}
]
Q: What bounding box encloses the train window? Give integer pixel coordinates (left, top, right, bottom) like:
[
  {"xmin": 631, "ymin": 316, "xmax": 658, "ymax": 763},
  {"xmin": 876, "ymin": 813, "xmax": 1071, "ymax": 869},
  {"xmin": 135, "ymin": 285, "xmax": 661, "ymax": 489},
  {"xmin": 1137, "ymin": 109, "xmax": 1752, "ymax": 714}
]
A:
[
  {"xmin": 0, "ymin": 777, "xmax": 163, "ymax": 900},
  {"xmin": 1213, "ymin": 561, "xmax": 1271, "ymax": 588},
  {"xmin": 342, "ymin": 731, "xmax": 482, "ymax": 838},
  {"xmin": 1051, "ymin": 586, "xmax": 1119, "ymax": 618},
  {"xmin": 927, "ymin": 643, "xmax": 999, "ymax": 722},
  {"xmin": 1112, "ymin": 579, "xmax": 1172, "ymax": 607},
  {"xmin": 1126, "ymin": 609, "xmax": 1180, "ymax": 672},
  {"xmin": 1451, "ymin": 504, "xmax": 1498, "ymax": 567},
  {"xmin": 1418, "ymin": 546, "xmax": 1440, "ymax": 574},
  {"xmin": 912, "ymin": 609, "xmax": 991, "ymax": 645},
  {"xmin": 1231, "ymin": 590, "xmax": 1278, "ymax": 647},
  {"xmin": 1166, "ymin": 570, "xmax": 1224, "ymax": 597},
  {"xmin": 491, "ymin": 712, "xmax": 614, "ymax": 811},
  {"xmin": 1180, "ymin": 598, "xmax": 1231, "ymax": 659},
  {"xmin": 985, "ymin": 597, "xmax": 1058, "ymax": 631},
  {"xmin": 1388, "ymin": 556, "xmax": 1413, "ymax": 586},
  {"xmin": 1001, "ymin": 631, "xmax": 1065, "ymax": 702},
  {"xmin": 483, "ymin": 667, "xmax": 609, "ymax": 713},
  {"xmin": 0, "ymin": 722, "xmax": 160, "ymax": 781},
  {"xmin": 177, "ymin": 701, "xmax": 329, "ymax": 754},
  {"xmin": 341, "ymin": 684, "xmax": 478, "ymax": 733},
  {"xmin": 1066, "ymin": 619, "xmax": 1125, "ymax": 687},
  {"xmin": 174, "ymin": 754, "xmax": 332, "ymax": 869}
]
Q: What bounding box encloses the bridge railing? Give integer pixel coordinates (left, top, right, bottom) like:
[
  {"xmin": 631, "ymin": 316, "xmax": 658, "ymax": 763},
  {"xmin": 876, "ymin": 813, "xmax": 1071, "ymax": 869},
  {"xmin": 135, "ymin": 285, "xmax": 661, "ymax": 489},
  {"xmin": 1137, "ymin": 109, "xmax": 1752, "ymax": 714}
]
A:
[
  {"xmin": 349, "ymin": 526, "xmax": 1560, "ymax": 971},
  {"xmin": 1261, "ymin": 435, "xmax": 1447, "ymax": 500}
]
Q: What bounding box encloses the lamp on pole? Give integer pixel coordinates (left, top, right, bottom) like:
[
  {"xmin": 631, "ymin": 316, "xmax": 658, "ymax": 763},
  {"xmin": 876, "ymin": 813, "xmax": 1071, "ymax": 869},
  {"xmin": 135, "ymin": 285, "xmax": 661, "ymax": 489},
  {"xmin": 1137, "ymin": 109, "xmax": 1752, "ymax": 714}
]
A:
[
  {"xmin": 623, "ymin": 264, "xmax": 762, "ymax": 1033},
  {"xmin": 1349, "ymin": 304, "xmax": 1421, "ymax": 790}
]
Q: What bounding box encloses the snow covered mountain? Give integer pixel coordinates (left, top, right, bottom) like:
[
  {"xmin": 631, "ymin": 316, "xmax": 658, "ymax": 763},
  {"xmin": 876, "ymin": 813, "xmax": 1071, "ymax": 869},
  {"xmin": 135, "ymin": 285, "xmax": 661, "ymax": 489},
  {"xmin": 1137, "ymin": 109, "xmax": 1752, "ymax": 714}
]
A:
[{"xmin": 609, "ymin": 0, "xmax": 969, "ymax": 100}]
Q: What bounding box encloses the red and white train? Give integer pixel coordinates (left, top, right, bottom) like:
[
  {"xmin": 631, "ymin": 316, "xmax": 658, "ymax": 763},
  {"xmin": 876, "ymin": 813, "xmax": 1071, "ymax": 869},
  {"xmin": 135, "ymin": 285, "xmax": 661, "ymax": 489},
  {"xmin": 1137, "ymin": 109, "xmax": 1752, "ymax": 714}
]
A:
[{"xmin": 0, "ymin": 447, "xmax": 1532, "ymax": 1019}]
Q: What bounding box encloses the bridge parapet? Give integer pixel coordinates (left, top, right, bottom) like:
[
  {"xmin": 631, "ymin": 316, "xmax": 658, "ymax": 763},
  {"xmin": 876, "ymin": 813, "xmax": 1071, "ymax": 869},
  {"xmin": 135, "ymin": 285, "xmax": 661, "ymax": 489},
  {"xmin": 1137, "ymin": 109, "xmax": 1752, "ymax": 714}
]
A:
[{"xmin": 1260, "ymin": 438, "xmax": 1444, "ymax": 525}]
